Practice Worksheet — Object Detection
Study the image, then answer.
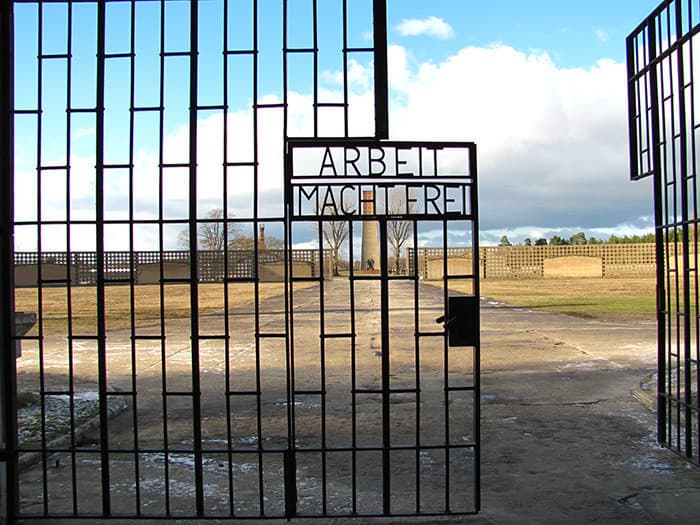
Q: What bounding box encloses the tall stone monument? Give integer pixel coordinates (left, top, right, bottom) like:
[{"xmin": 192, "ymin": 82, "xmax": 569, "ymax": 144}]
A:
[
  {"xmin": 360, "ymin": 189, "xmax": 380, "ymax": 271},
  {"xmin": 258, "ymin": 225, "xmax": 266, "ymax": 251}
]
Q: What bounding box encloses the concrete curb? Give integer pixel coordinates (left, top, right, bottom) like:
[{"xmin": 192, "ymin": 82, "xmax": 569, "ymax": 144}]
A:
[
  {"xmin": 18, "ymin": 391, "xmax": 128, "ymax": 471},
  {"xmin": 632, "ymin": 371, "xmax": 656, "ymax": 412}
]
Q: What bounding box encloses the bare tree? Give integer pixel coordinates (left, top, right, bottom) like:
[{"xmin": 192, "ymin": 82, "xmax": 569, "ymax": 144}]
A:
[
  {"xmin": 263, "ymin": 236, "xmax": 284, "ymax": 250},
  {"xmin": 322, "ymin": 218, "xmax": 349, "ymax": 277},
  {"xmin": 387, "ymin": 195, "xmax": 412, "ymax": 274},
  {"xmin": 315, "ymin": 194, "xmax": 353, "ymax": 276},
  {"xmin": 228, "ymin": 235, "xmax": 254, "ymax": 251},
  {"xmin": 178, "ymin": 208, "xmax": 240, "ymax": 250}
]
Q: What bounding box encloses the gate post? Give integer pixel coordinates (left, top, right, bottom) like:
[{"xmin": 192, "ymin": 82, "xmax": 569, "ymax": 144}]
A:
[
  {"xmin": 0, "ymin": 1, "xmax": 17, "ymax": 520},
  {"xmin": 372, "ymin": 0, "xmax": 389, "ymax": 139}
]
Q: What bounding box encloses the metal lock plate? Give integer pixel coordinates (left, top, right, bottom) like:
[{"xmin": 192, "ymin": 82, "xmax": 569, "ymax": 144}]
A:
[{"xmin": 446, "ymin": 295, "xmax": 479, "ymax": 347}]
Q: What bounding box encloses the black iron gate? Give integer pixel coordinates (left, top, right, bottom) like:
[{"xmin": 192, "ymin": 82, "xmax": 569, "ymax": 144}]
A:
[
  {"xmin": 627, "ymin": 0, "xmax": 700, "ymax": 465},
  {"xmin": 285, "ymin": 139, "xmax": 480, "ymax": 516},
  {"xmin": 1, "ymin": 0, "xmax": 479, "ymax": 521}
]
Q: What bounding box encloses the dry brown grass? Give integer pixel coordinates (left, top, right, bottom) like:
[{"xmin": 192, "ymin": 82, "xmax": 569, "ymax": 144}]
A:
[
  {"xmin": 15, "ymin": 282, "xmax": 315, "ymax": 335},
  {"xmin": 14, "ymin": 277, "xmax": 658, "ymax": 335}
]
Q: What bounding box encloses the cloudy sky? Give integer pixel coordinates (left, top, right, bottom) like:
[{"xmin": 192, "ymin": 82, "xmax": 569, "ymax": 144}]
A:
[
  {"xmin": 384, "ymin": 0, "xmax": 662, "ymax": 245},
  {"xmin": 12, "ymin": 0, "xmax": 663, "ymax": 250}
]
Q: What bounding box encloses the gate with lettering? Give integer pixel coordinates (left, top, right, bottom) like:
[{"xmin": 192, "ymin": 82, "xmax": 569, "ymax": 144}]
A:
[{"xmin": 284, "ymin": 139, "xmax": 480, "ymax": 516}]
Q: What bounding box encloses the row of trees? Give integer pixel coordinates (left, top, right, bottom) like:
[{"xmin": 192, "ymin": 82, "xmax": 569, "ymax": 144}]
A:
[
  {"xmin": 178, "ymin": 206, "xmax": 413, "ymax": 277},
  {"xmin": 319, "ymin": 198, "xmax": 412, "ymax": 276},
  {"xmin": 498, "ymin": 232, "xmax": 656, "ymax": 247}
]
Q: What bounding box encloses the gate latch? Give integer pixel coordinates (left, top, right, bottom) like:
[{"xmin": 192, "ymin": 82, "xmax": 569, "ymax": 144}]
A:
[{"xmin": 435, "ymin": 295, "xmax": 479, "ymax": 347}]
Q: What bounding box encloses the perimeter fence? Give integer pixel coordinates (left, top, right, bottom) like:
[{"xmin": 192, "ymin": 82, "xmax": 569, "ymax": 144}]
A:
[
  {"xmin": 13, "ymin": 249, "xmax": 330, "ymax": 286},
  {"xmin": 408, "ymin": 243, "xmax": 659, "ymax": 280}
]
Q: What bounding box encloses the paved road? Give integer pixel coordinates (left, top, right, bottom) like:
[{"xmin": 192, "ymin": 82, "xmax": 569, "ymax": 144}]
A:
[
  {"xmin": 14, "ymin": 281, "xmax": 700, "ymax": 524},
  {"xmin": 478, "ymin": 300, "xmax": 699, "ymax": 524}
]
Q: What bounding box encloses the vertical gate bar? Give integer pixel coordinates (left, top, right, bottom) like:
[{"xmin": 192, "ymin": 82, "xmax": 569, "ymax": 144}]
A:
[
  {"xmin": 0, "ymin": 0, "xmax": 17, "ymax": 520},
  {"xmin": 64, "ymin": 1, "xmax": 79, "ymax": 513},
  {"xmin": 312, "ymin": 0, "xmax": 319, "ymax": 138},
  {"xmin": 411, "ymin": 220, "xmax": 421, "ymax": 514},
  {"xmin": 35, "ymin": 3, "xmax": 50, "ymax": 514},
  {"xmin": 627, "ymin": 32, "xmax": 641, "ymax": 179},
  {"xmin": 95, "ymin": 1, "xmax": 113, "ymax": 515},
  {"xmin": 282, "ymin": 0, "xmax": 298, "ymax": 518},
  {"xmin": 379, "ymin": 219, "xmax": 390, "ymax": 515},
  {"xmin": 348, "ymin": 221, "xmax": 358, "ymax": 515},
  {"xmin": 283, "ymin": 137, "xmax": 297, "ymax": 519},
  {"xmin": 157, "ymin": 0, "xmax": 171, "ymax": 513},
  {"xmin": 282, "ymin": 0, "xmax": 288, "ymax": 139},
  {"xmin": 441, "ymin": 219, "xmax": 451, "ymax": 512},
  {"xmin": 668, "ymin": 7, "xmax": 683, "ymax": 455},
  {"xmin": 673, "ymin": 0, "xmax": 694, "ymax": 458},
  {"xmin": 128, "ymin": 0, "xmax": 141, "ymax": 510},
  {"xmin": 127, "ymin": 0, "xmax": 142, "ymax": 513},
  {"xmin": 252, "ymin": 0, "xmax": 266, "ymax": 513},
  {"xmin": 667, "ymin": 5, "xmax": 682, "ymax": 453},
  {"xmin": 471, "ymin": 146, "xmax": 481, "ymax": 511},
  {"xmin": 342, "ymin": 0, "xmax": 349, "ymax": 137},
  {"xmin": 663, "ymin": 6, "xmax": 682, "ymax": 455},
  {"xmin": 317, "ymin": 218, "xmax": 328, "ymax": 513},
  {"xmin": 284, "ymin": 279, "xmax": 297, "ymax": 520},
  {"xmin": 646, "ymin": 17, "xmax": 668, "ymax": 446},
  {"xmin": 663, "ymin": 42, "xmax": 674, "ymax": 453},
  {"xmin": 222, "ymin": 0, "xmax": 236, "ymax": 514},
  {"xmin": 372, "ymin": 0, "xmax": 388, "ymax": 139},
  {"xmin": 693, "ymin": 17, "xmax": 700, "ymax": 461},
  {"xmin": 641, "ymin": 23, "xmax": 652, "ymax": 179},
  {"xmin": 188, "ymin": 0, "xmax": 205, "ymax": 515}
]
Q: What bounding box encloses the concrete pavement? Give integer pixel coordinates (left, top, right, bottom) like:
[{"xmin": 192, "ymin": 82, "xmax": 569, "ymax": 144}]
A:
[{"xmin": 13, "ymin": 283, "xmax": 700, "ymax": 524}]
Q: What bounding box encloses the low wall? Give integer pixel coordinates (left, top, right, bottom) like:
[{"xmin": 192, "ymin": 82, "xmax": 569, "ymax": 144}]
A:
[
  {"xmin": 260, "ymin": 261, "xmax": 313, "ymax": 281},
  {"xmin": 425, "ymin": 256, "xmax": 473, "ymax": 280},
  {"xmin": 411, "ymin": 244, "xmax": 658, "ymax": 280},
  {"xmin": 137, "ymin": 262, "xmax": 191, "ymax": 283},
  {"xmin": 15, "ymin": 263, "xmax": 77, "ymax": 287},
  {"xmin": 543, "ymin": 256, "xmax": 602, "ymax": 278}
]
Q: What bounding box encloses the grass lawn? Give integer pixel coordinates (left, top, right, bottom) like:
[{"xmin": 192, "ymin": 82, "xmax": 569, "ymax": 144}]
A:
[{"xmin": 480, "ymin": 277, "xmax": 657, "ymax": 321}]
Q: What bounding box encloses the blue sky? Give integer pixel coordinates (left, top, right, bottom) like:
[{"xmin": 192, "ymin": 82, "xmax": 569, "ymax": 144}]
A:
[
  {"xmin": 12, "ymin": 0, "xmax": 666, "ymax": 250},
  {"xmin": 388, "ymin": 0, "xmax": 660, "ymax": 68}
]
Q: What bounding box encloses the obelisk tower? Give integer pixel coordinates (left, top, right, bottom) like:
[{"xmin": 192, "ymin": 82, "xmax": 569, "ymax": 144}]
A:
[{"xmin": 360, "ymin": 189, "xmax": 380, "ymax": 271}]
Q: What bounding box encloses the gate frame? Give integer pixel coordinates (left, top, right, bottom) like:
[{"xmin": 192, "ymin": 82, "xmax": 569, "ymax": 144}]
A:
[
  {"xmin": 1, "ymin": 0, "xmax": 480, "ymax": 520},
  {"xmin": 285, "ymin": 138, "xmax": 481, "ymax": 516},
  {"xmin": 627, "ymin": 0, "xmax": 700, "ymax": 465},
  {"xmin": 1, "ymin": 0, "xmax": 18, "ymax": 520}
]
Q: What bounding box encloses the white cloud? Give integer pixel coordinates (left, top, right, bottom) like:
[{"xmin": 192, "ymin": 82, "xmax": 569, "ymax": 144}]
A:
[
  {"xmin": 594, "ymin": 28, "xmax": 610, "ymax": 43},
  {"xmin": 385, "ymin": 44, "xmax": 653, "ymax": 236},
  {"xmin": 74, "ymin": 127, "xmax": 96, "ymax": 139},
  {"xmin": 322, "ymin": 58, "xmax": 372, "ymax": 93},
  {"xmin": 14, "ymin": 84, "xmax": 376, "ymax": 251},
  {"xmin": 396, "ymin": 16, "xmax": 454, "ymax": 40}
]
